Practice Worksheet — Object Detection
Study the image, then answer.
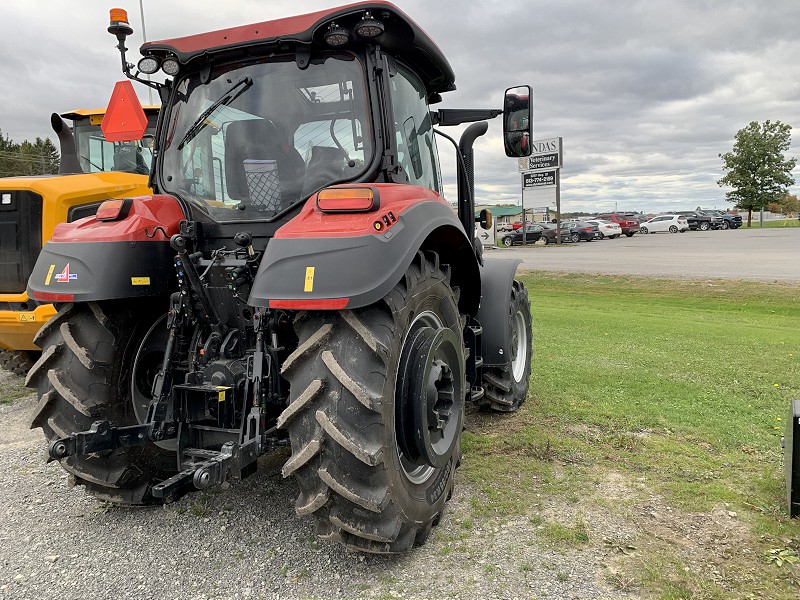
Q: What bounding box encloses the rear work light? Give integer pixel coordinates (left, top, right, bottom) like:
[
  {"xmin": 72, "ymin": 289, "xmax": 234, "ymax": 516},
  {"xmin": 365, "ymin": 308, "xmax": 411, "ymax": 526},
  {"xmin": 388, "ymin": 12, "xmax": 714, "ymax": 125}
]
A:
[
  {"xmin": 316, "ymin": 187, "xmax": 380, "ymax": 213},
  {"xmin": 96, "ymin": 197, "xmax": 133, "ymax": 221}
]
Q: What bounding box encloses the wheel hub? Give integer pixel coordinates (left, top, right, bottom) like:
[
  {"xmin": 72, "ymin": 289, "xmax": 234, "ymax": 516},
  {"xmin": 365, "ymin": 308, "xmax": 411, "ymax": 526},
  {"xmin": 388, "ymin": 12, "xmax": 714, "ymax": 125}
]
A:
[{"xmin": 396, "ymin": 324, "xmax": 463, "ymax": 471}]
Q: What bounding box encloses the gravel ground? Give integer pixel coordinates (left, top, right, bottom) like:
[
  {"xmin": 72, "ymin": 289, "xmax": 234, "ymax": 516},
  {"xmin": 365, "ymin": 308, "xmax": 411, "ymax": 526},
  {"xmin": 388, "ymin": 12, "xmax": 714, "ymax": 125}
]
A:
[{"xmin": 0, "ymin": 368, "xmax": 630, "ymax": 600}]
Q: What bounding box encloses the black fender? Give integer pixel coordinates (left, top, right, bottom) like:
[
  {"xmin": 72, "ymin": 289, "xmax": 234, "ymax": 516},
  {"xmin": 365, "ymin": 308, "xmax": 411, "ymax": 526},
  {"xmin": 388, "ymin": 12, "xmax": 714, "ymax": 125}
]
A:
[
  {"xmin": 26, "ymin": 240, "xmax": 176, "ymax": 302},
  {"xmin": 786, "ymin": 399, "xmax": 800, "ymax": 518},
  {"xmin": 249, "ymin": 201, "xmax": 481, "ymax": 315},
  {"xmin": 476, "ymin": 258, "xmax": 523, "ymax": 368}
]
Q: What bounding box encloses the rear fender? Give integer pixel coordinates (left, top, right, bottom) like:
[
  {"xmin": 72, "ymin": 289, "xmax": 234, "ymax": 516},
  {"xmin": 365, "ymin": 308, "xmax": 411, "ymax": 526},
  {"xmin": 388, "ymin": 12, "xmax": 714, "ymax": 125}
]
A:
[
  {"xmin": 476, "ymin": 258, "xmax": 523, "ymax": 368},
  {"xmin": 249, "ymin": 187, "xmax": 480, "ymax": 315},
  {"xmin": 26, "ymin": 195, "xmax": 184, "ymax": 303}
]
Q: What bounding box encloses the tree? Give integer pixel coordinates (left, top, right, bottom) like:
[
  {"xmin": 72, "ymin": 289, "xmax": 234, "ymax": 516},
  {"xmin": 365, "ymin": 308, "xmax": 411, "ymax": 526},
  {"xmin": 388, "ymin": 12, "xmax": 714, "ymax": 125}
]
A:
[
  {"xmin": 0, "ymin": 131, "xmax": 59, "ymax": 177},
  {"xmin": 718, "ymin": 120, "xmax": 796, "ymax": 226},
  {"xmin": 778, "ymin": 193, "xmax": 799, "ymax": 216}
]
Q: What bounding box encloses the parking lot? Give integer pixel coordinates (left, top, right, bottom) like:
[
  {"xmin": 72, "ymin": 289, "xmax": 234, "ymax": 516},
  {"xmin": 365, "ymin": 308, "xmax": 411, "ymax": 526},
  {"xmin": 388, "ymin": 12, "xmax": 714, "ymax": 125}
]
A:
[{"xmin": 491, "ymin": 226, "xmax": 800, "ymax": 282}]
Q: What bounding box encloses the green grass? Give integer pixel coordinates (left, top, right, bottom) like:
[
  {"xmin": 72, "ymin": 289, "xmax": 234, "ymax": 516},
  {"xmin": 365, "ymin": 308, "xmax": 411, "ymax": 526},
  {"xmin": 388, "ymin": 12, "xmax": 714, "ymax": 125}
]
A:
[
  {"xmin": 462, "ymin": 272, "xmax": 800, "ymax": 598},
  {"xmin": 745, "ymin": 219, "xmax": 799, "ymax": 228}
]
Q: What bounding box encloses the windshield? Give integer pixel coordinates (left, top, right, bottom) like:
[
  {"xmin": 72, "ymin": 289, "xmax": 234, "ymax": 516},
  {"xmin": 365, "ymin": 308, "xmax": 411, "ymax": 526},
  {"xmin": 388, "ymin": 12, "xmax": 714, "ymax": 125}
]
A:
[
  {"xmin": 73, "ymin": 117, "xmax": 156, "ymax": 174},
  {"xmin": 161, "ymin": 53, "xmax": 373, "ymax": 222}
]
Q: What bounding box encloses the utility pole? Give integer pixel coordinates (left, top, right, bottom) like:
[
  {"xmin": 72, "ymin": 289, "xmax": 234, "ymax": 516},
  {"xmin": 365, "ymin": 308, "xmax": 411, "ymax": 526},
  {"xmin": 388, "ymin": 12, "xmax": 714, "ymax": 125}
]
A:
[{"xmin": 139, "ymin": 0, "xmax": 153, "ymax": 105}]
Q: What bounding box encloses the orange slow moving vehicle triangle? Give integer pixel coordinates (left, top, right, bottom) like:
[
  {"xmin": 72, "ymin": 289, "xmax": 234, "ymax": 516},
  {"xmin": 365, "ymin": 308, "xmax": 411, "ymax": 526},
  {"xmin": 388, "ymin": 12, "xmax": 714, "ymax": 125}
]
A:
[{"xmin": 101, "ymin": 80, "xmax": 148, "ymax": 142}]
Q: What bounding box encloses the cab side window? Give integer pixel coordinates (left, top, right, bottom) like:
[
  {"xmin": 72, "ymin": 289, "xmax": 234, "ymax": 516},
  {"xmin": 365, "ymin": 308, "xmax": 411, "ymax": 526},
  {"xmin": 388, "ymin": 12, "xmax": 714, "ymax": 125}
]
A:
[{"xmin": 389, "ymin": 65, "xmax": 441, "ymax": 192}]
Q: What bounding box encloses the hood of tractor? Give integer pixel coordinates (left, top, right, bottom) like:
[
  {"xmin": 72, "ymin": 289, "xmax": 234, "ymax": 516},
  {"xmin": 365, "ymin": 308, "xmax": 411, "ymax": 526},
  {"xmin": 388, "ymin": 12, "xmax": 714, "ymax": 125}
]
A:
[{"xmin": 141, "ymin": 1, "xmax": 456, "ymax": 96}]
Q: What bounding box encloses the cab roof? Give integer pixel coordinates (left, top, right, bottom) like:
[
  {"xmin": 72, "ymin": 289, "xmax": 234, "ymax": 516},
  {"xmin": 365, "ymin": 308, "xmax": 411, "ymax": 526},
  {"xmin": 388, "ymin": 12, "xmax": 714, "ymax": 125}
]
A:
[
  {"xmin": 60, "ymin": 106, "xmax": 160, "ymax": 121},
  {"xmin": 141, "ymin": 1, "xmax": 456, "ymax": 96}
]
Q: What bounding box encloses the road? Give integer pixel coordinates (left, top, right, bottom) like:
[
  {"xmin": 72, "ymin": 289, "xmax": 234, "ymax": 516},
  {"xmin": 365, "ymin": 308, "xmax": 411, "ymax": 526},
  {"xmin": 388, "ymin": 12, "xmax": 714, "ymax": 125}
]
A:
[{"xmin": 490, "ymin": 226, "xmax": 800, "ymax": 282}]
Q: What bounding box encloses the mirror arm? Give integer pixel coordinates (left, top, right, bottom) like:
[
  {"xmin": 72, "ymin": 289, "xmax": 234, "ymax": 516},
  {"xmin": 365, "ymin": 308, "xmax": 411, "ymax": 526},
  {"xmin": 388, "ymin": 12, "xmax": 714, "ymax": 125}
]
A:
[{"xmin": 431, "ymin": 108, "xmax": 502, "ymax": 127}]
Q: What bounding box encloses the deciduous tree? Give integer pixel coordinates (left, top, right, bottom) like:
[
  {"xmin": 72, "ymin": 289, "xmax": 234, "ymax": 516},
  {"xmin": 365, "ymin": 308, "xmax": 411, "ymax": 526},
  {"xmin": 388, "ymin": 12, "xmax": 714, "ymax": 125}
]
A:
[{"xmin": 718, "ymin": 120, "xmax": 796, "ymax": 226}]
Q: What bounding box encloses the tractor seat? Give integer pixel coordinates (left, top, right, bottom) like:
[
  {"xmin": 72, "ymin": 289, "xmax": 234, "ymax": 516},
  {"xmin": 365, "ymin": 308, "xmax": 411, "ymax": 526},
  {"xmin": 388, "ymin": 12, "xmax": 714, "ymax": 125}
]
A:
[{"xmin": 224, "ymin": 119, "xmax": 304, "ymax": 213}]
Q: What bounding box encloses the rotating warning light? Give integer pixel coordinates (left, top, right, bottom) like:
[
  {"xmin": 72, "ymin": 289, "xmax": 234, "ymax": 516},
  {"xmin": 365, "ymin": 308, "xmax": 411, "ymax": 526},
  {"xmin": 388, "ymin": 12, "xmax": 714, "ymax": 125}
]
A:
[
  {"xmin": 317, "ymin": 187, "xmax": 379, "ymax": 213},
  {"xmin": 108, "ymin": 8, "xmax": 133, "ymax": 36}
]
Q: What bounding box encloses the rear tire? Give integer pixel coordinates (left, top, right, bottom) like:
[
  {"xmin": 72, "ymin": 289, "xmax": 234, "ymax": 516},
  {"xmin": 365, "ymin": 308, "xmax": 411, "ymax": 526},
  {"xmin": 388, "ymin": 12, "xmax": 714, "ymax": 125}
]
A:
[
  {"xmin": 0, "ymin": 349, "xmax": 37, "ymax": 377},
  {"xmin": 481, "ymin": 279, "xmax": 532, "ymax": 412},
  {"xmin": 279, "ymin": 251, "xmax": 464, "ymax": 553},
  {"xmin": 699, "ymin": 222, "xmax": 710, "ymax": 231},
  {"xmin": 26, "ymin": 301, "xmax": 176, "ymax": 505},
  {"xmin": 669, "ymin": 225, "xmax": 678, "ymax": 233}
]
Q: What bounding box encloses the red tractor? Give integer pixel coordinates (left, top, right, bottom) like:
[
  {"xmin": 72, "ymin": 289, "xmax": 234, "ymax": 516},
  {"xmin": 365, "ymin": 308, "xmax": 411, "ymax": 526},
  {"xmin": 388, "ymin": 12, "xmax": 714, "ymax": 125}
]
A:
[{"xmin": 26, "ymin": 2, "xmax": 533, "ymax": 553}]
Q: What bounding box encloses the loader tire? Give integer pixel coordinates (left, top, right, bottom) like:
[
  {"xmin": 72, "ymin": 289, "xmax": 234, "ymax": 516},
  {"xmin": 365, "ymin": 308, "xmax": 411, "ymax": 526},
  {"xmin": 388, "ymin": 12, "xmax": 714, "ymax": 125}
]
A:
[
  {"xmin": 481, "ymin": 279, "xmax": 532, "ymax": 412},
  {"xmin": 26, "ymin": 301, "xmax": 176, "ymax": 505},
  {"xmin": 0, "ymin": 349, "xmax": 37, "ymax": 377},
  {"xmin": 279, "ymin": 251, "xmax": 464, "ymax": 553}
]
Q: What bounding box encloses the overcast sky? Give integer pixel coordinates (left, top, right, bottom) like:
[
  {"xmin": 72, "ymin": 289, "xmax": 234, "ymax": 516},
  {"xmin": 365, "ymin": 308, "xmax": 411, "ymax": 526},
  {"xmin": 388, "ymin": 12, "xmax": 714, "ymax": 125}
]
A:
[{"xmin": 2, "ymin": 0, "xmax": 799, "ymax": 213}]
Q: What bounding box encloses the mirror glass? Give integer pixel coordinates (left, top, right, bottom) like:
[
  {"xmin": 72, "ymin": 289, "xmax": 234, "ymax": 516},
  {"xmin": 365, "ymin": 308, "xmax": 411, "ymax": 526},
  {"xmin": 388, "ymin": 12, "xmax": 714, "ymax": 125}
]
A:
[{"xmin": 503, "ymin": 85, "xmax": 531, "ymax": 157}]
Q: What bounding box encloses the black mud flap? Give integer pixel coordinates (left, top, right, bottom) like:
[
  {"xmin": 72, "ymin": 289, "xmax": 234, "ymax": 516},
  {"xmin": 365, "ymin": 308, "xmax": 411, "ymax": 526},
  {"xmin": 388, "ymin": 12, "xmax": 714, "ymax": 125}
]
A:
[{"xmin": 786, "ymin": 399, "xmax": 800, "ymax": 518}]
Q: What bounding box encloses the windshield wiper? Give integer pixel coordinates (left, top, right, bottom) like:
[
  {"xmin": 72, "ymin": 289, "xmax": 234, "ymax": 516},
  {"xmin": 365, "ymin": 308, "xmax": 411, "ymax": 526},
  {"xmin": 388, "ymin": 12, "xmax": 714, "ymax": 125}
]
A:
[{"xmin": 177, "ymin": 76, "xmax": 252, "ymax": 150}]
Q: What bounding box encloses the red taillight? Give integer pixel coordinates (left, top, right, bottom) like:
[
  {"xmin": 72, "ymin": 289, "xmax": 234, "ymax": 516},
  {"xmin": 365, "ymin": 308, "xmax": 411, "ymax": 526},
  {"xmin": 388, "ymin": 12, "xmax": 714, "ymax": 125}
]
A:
[
  {"xmin": 32, "ymin": 291, "xmax": 74, "ymax": 302},
  {"xmin": 96, "ymin": 197, "xmax": 133, "ymax": 221},
  {"xmin": 269, "ymin": 298, "xmax": 350, "ymax": 310},
  {"xmin": 316, "ymin": 187, "xmax": 379, "ymax": 213},
  {"xmin": 584, "ymin": 227, "xmax": 591, "ymax": 231}
]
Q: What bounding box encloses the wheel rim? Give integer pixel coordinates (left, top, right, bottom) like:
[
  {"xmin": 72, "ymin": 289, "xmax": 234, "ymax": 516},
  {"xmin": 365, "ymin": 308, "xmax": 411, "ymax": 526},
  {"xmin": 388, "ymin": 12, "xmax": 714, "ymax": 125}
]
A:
[
  {"xmin": 669, "ymin": 226, "xmax": 677, "ymax": 233},
  {"xmin": 503, "ymin": 237, "xmax": 512, "ymax": 246},
  {"xmin": 131, "ymin": 314, "xmax": 176, "ymax": 450},
  {"xmin": 571, "ymin": 233, "xmax": 579, "ymax": 243},
  {"xmin": 395, "ymin": 310, "xmax": 463, "ymax": 484},
  {"xmin": 510, "ymin": 307, "xmax": 528, "ymax": 382}
]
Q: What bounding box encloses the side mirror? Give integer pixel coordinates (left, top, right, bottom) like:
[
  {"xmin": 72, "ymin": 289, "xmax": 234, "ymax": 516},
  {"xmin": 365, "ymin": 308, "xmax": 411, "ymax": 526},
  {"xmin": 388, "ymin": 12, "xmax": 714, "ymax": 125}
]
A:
[
  {"xmin": 503, "ymin": 85, "xmax": 532, "ymax": 158},
  {"xmin": 478, "ymin": 208, "xmax": 492, "ymax": 229}
]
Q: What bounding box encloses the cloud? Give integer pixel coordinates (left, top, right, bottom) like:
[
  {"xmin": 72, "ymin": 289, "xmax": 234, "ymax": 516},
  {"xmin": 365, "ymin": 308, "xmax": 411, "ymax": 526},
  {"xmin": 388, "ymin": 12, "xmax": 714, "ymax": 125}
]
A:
[{"xmin": 1, "ymin": 0, "xmax": 798, "ymax": 213}]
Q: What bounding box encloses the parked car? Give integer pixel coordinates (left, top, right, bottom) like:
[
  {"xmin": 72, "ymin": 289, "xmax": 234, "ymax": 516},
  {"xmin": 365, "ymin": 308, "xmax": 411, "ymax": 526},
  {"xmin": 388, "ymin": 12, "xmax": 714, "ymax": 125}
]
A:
[
  {"xmin": 561, "ymin": 220, "xmax": 602, "ymax": 241},
  {"xmin": 674, "ymin": 210, "xmax": 724, "ymax": 231},
  {"xmin": 594, "ymin": 213, "xmax": 640, "ymax": 237},
  {"xmin": 701, "ymin": 209, "xmax": 742, "ymax": 229},
  {"xmin": 584, "ymin": 219, "xmax": 621, "ymax": 239},
  {"xmin": 501, "ymin": 223, "xmax": 570, "ymax": 246},
  {"xmin": 638, "ymin": 214, "xmax": 689, "ymax": 234}
]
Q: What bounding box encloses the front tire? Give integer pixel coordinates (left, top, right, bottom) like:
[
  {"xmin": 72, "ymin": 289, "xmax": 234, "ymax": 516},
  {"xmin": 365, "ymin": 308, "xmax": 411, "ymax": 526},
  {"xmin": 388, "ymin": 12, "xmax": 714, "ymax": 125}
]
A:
[
  {"xmin": 720, "ymin": 221, "xmax": 729, "ymax": 230},
  {"xmin": 26, "ymin": 301, "xmax": 176, "ymax": 504},
  {"xmin": 502, "ymin": 236, "xmax": 513, "ymax": 247},
  {"xmin": 278, "ymin": 251, "xmax": 464, "ymax": 553},
  {"xmin": 481, "ymin": 280, "xmax": 532, "ymax": 412},
  {"xmin": 570, "ymin": 233, "xmax": 580, "ymax": 243},
  {"xmin": 640, "ymin": 227, "xmax": 649, "ymax": 234}
]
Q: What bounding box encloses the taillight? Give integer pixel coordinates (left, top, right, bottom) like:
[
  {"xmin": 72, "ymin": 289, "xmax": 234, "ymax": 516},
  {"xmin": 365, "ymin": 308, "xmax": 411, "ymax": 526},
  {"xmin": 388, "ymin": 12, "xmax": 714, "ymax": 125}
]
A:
[
  {"xmin": 317, "ymin": 187, "xmax": 380, "ymax": 213},
  {"xmin": 584, "ymin": 227, "xmax": 591, "ymax": 231},
  {"xmin": 96, "ymin": 197, "xmax": 133, "ymax": 221}
]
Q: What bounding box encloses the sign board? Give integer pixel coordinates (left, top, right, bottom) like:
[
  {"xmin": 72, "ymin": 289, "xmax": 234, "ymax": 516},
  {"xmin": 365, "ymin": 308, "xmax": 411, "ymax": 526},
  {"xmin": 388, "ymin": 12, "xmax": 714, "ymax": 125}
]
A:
[
  {"xmin": 475, "ymin": 221, "xmax": 497, "ymax": 247},
  {"xmin": 523, "ymin": 170, "xmax": 557, "ymax": 188},
  {"xmin": 518, "ymin": 137, "xmax": 562, "ymax": 172}
]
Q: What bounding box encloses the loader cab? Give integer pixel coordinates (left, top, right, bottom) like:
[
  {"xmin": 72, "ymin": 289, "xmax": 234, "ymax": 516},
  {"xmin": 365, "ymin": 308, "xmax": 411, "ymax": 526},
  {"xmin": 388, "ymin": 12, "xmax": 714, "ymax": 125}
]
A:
[{"xmin": 62, "ymin": 107, "xmax": 158, "ymax": 174}]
